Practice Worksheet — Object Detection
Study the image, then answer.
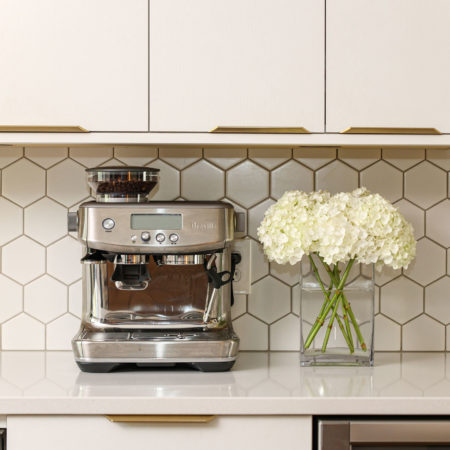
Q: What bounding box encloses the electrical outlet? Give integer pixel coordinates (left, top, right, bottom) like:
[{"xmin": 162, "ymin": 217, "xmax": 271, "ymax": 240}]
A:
[{"xmin": 231, "ymin": 237, "xmax": 251, "ymax": 294}]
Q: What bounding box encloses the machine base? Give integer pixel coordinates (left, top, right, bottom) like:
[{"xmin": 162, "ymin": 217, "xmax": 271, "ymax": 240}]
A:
[
  {"xmin": 72, "ymin": 328, "xmax": 239, "ymax": 373},
  {"xmin": 76, "ymin": 360, "xmax": 236, "ymax": 373}
]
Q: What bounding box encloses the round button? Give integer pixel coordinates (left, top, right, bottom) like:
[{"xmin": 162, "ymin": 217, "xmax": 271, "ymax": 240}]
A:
[
  {"xmin": 155, "ymin": 233, "xmax": 166, "ymax": 243},
  {"xmin": 131, "ymin": 235, "xmax": 137, "ymax": 243},
  {"xmin": 102, "ymin": 218, "xmax": 115, "ymax": 230},
  {"xmin": 169, "ymin": 233, "xmax": 179, "ymax": 243},
  {"xmin": 141, "ymin": 232, "xmax": 151, "ymax": 242}
]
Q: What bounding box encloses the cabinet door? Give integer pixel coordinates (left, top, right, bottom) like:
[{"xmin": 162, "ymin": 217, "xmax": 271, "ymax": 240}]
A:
[
  {"xmin": 327, "ymin": 0, "xmax": 450, "ymax": 133},
  {"xmin": 149, "ymin": 0, "xmax": 324, "ymax": 132},
  {"xmin": 0, "ymin": 0, "xmax": 148, "ymax": 132},
  {"xmin": 7, "ymin": 415, "xmax": 312, "ymax": 450}
]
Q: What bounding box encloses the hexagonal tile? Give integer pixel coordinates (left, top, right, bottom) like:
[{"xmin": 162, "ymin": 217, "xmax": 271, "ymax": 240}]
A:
[
  {"xmin": 448, "ymin": 250, "xmax": 450, "ymax": 275},
  {"xmin": 47, "ymin": 159, "xmax": 89, "ymax": 207},
  {"xmin": 375, "ymin": 285, "xmax": 380, "ymax": 314},
  {"xmin": 405, "ymin": 161, "xmax": 446, "ymax": 208},
  {"xmin": 248, "ymin": 198, "xmax": 275, "ymax": 240},
  {"xmin": 403, "ymin": 314, "xmax": 444, "ymax": 350},
  {"xmin": 24, "ymin": 275, "xmax": 67, "ymax": 323},
  {"xmin": 373, "ymin": 265, "xmax": 402, "ymax": 287},
  {"xmin": 427, "ymin": 148, "xmax": 450, "ymax": 170},
  {"xmin": 114, "ymin": 146, "xmax": 157, "ymax": 166},
  {"xmin": 232, "ymin": 314, "xmax": 268, "ymax": 350},
  {"xmin": 0, "ymin": 146, "xmax": 23, "ymax": 168},
  {"xmin": 181, "ymin": 160, "xmax": 224, "ymax": 200},
  {"xmin": 250, "ymin": 239, "xmax": 269, "ymax": 283},
  {"xmin": 69, "ymin": 146, "xmax": 113, "ymax": 167},
  {"xmin": 270, "ymin": 262, "xmax": 300, "ymax": 287},
  {"xmin": 270, "ymin": 314, "xmax": 300, "ymax": 351},
  {"xmin": 383, "ymin": 148, "xmax": 425, "ymax": 170},
  {"xmin": 2, "ymin": 237, "xmax": 45, "ymax": 284},
  {"xmin": 425, "ymin": 277, "xmax": 450, "ymax": 324},
  {"xmin": 360, "ymin": 161, "xmax": 403, "ymax": 202},
  {"xmin": 99, "ymin": 158, "xmax": 124, "ymax": 167},
  {"xmin": 24, "ymin": 198, "xmax": 67, "ymax": 246},
  {"xmin": 427, "ymin": 200, "xmax": 450, "ymax": 247},
  {"xmin": 231, "ymin": 294, "xmax": 246, "ymax": 320},
  {"xmin": 0, "ymin": 198, "xmax": 22, "ymax": 245},
  {"xmin": 25, "ymin": 146, "xmax": 67, "ymax": 168},
  {"xmin": 0, "ymin": 275, "xmax": 22, "ymax": 322},
  {"xmin": 271, "ymin": 160, "xmax": 313, "ymax": 199},
  {"xmin": 204, "ymin": 148, "xmax": 246, "ymax": 169},
  {"xmin": 2, "ymin": 159, "xmax": 45, "ymax": 206},
  {"xmin": 380, "ymin": 277, "xmax": 422, "ymax": 324},
  {"xmin": 159, "ymin": 148, "xmax": 202, "ymax": 170},
  {"xmin": 2, "ymin": 314, "xmax": 45, "ymax": 350},
  {"xmin": 248, "ymin": 148, "xmax": 291, "ymax": 169},
  {"xmin": 69, "ymin": 280, "xmax": 82, "ymax": 318},
  {"xmin": 405, "ymin": 238, "xmax": 445, "ymax": 286},
  {"xmin": 46, "ymin": 314, "xmax": 80, "ymax": 350},
  {"xmin": 293, "ymin": 147, "xmax": 336, "ymax": 169},
  {"xmin": 249, "ymin": 276, "xmax": 290, "ymax": 323},
  {"xmin": 338, "ymin": 148, "xmax": 381, "ymax": 169},
  {"xmin": 147, "ymin": 159, "xmax": 180, "ymax": 201},
  {"xmin": 226, "ymin": 160, "xmax": 269, "ymax": 208},
  {"xmin": 47, "ymin": 237, "xmax": 82, "ymax": 284},
  {"xmin": 394, "ymin": 199, "xmax": 424, "ymax": 240},
  {"xmin": 315, "ymin": 160, "xmax": 358, "ymax": 194},
  {"xmin": 292, "ymin": 284, "xmax": 300, "ymax": 316},
  {"xmin": 374, "ymin": 315, "xmax": 401, "ymax": 351}
]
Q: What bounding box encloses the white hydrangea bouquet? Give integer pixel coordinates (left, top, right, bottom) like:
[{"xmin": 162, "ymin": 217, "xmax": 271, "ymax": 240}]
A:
[{"xmin": 257, "ymin": 187, "xmax": 416, "ymax": 364}]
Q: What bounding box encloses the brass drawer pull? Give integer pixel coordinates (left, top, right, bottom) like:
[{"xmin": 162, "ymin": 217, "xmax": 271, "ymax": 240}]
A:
[
  {"xmin": 106, "ymin": 415, "xmax": 216, "ymax": 423},
  {"xmin": 210, "ymin": 126, "xmax": 310, "ymax": 134},
  {"xmin": 0, "ymin": 125, "xmax": 89, "ymax": 133},
  {"xmin": 341, "ymin": 126, "xmax": 441, "ymax": 135}
]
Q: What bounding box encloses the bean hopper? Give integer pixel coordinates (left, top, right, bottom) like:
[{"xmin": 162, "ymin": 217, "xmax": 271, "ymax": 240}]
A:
[{"xmin": 68, "ymin": 166, "xmax": 240, "ymax": 372}]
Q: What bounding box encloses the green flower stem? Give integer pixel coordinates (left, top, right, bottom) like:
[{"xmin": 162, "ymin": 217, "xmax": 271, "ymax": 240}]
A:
[
  {"xmin": 303, "ymin": 258, "xmax": 355, "ymax": 350},
  {"xmin": 305, "ymin": 255, "xmax": 333, "ymax": 341},
  {"xmin": 341, "ymin": 291, "xmax": 367, "ymax": 352},
  {"xmin": 321, "ymin": 295, "xmax": 342, "ymax": 352},
  {"xmin": 334, "ymin": 265, "xmax": 354, "ymax": 349},
  {"xmin": 306, "ymin": 255, "xmax": 353, "ymax": 353},
  {"xmin": 322, "ymin": 261, "xmax": 367, "ymax": 352}
]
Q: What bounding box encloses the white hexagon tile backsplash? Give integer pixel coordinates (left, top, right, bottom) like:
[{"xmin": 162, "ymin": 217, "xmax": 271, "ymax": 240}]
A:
[{"xmin": 0, "ymin": 145, "xmax": 449, "ymax": 351}]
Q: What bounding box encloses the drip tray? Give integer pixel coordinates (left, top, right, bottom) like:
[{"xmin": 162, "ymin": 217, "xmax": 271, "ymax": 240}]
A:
[{"xmin": 131, "ymin": 331, "xmax": 202, "ymax": 341}]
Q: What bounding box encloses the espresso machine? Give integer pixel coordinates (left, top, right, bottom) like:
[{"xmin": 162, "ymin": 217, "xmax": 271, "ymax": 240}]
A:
[{"xmin": 68, "ymin": 166, "xmax": 240, "ymax": 372}]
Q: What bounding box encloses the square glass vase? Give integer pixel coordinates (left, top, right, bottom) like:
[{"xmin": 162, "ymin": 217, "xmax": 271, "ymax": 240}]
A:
[{"xmin": 300, "ymin": 255, "xmax": 374, "ymax": 367}]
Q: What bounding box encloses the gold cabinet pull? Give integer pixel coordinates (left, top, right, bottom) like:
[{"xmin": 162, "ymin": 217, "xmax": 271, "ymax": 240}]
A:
[
  {"xmin": 0, "ymin": 125, "xmax": 89, "ymax": 133},
  {"xmin": 106, "ymin": 415, "xmax": 216, "ymax": 423},
  {"xmin": 210, "ymin": 126, "xmax": 310, "ymax": 134},
  {"xmin": 341, "ymin": 127, "xmax": 441, "ymax": 135}
]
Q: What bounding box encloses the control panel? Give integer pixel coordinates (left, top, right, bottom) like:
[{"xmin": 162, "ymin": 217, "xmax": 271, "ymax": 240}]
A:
[{"xmin": 78, "ymin": 201, "xmax": 234, "ymax": 253}]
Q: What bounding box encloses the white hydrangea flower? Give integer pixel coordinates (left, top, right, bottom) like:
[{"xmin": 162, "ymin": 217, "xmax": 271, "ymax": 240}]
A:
[{"xmin": 257, "ymin": 187, "xmax": 416, "ymax": 270}]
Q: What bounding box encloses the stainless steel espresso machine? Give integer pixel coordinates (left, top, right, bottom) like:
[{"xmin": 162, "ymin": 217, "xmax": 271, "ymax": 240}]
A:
[{"xmin": 68, "ymin": 166, "xmax": 240, "ymax": 372}]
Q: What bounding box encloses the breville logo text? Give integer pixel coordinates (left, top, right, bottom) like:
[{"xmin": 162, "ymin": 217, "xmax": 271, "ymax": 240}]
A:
[{"xmin": 191, "ymin": 221, "xmax": 217, "ymax": 232}]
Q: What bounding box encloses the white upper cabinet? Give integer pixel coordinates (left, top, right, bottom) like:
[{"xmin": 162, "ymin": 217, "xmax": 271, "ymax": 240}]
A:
[
  {"xmin": 149, "ymin": 0, "xmax": 324, "ymax": 133},
  {"xmin": 0, "ymin": 0, "xmax": 148, "ymax": 132},
  {"xmin": 327, "ymin": 0, "xmax": 450, "ymax": 134}
]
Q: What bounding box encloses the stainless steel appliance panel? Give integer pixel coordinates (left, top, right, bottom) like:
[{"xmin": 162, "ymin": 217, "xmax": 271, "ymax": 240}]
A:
[{"xmin": 318, "ymin": 419, "xmax": 450, "ymax": 449}]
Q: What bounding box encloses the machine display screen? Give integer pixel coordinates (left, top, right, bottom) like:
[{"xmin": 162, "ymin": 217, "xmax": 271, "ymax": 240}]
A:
[{"xmin": 130, "ymin": 214, "xmax": 182, "ymax": 230}]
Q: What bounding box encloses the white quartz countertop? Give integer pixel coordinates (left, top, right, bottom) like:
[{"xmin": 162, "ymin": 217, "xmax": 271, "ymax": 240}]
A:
[{"xmin": 0, "ymin": 351, "xmax": 450, "ymax": 415}]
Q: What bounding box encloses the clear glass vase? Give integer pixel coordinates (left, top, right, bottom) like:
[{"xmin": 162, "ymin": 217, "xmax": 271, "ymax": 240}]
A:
[{"xmin": 300, "ymin": 254, "xmax": 374, "ymax": 366}]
